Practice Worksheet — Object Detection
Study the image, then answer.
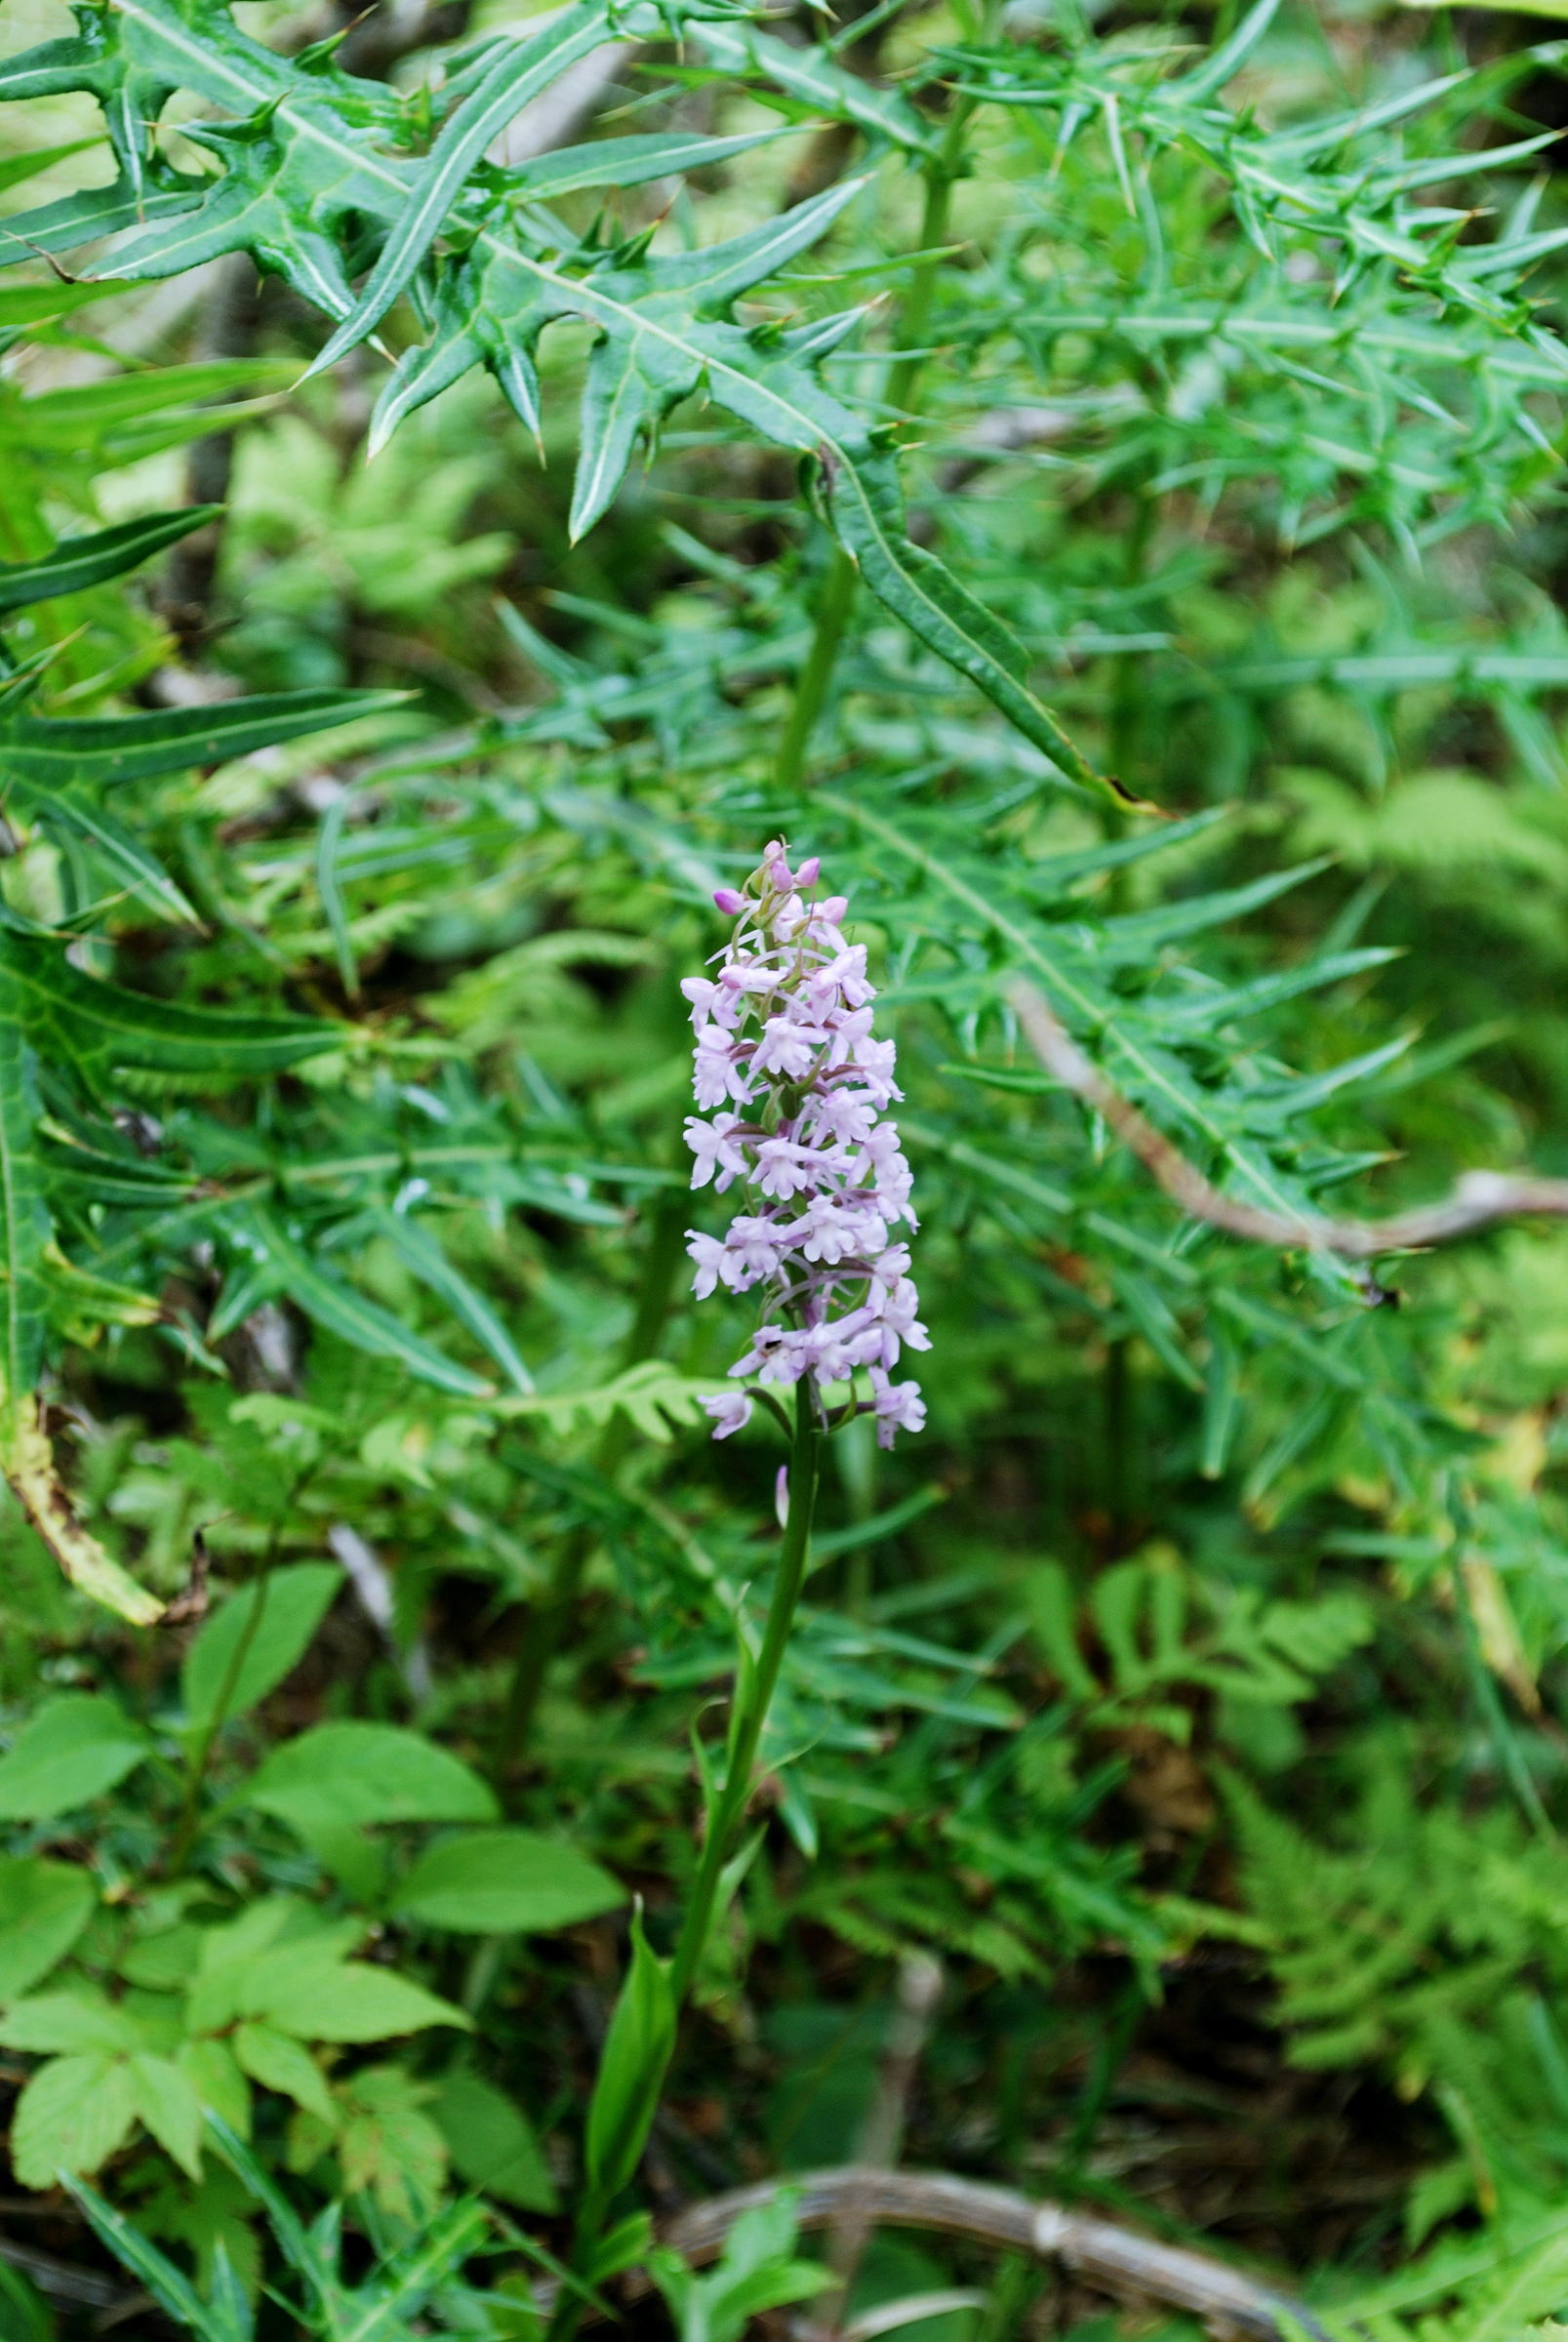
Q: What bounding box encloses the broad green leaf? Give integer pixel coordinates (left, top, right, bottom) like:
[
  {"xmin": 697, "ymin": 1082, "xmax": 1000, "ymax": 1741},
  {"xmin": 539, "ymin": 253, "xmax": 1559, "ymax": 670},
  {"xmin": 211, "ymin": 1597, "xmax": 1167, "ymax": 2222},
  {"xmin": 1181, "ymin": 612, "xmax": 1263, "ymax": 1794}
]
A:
[
  {"xmin": 128, "ymin": 2052, "xmax": 204, "ymax": 2179},
  {"xmin": 10, "ymin": 2053, "xmax": 138, "ymax": 2185},
  {"xmin": 0, "ymin": 1991, "xmax": 141, "ymax": 2054},
  {"xmin": 0, "ymin": 507, "xmax": 221, "ymax": 614},
  {"xmin": 0, "ymin": 1695, "xmax": 149, "ymax": 1820},
  {"xmin": 178, "ymin": 2039, "xmax": 252, "ymax": 2139},
  {"xmin": 390, "ymin": 1829, "xmax": 623, "ymax": 1934},
  {"xmin": 431, "ymin": 2067, "xmax": 557, "ymax": 2211},
  {"xmin": 257, "ymin": 1960, "xmax": 471, "ymax": 2042},
  {"xmin": 242, "ymin": 1720, "xmax": 499, "ymax": 1830},
  {"xmin": 181, "ymin": 1562, "xmax": 342, "ymax": 1734},
  {"xmin": 0, "ymin": 1859, "xmax": 96, "ymax": 2000},
  {"xmin": 230, "ymin": 2021, "xmax": 333, "ymax": 2119},
  {"xmin": 583, "ymin": 1911, "xmax": 674, "ymax": 2201}
]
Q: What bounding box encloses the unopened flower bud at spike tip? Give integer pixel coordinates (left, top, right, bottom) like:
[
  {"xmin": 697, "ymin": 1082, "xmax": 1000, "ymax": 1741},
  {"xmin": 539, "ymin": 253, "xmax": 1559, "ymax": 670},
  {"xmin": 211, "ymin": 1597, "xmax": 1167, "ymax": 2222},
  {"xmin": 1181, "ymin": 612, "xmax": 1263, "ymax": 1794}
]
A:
[{"xmin": 684, "ymin": 848, "xmax": 927, "ymax": 1449}]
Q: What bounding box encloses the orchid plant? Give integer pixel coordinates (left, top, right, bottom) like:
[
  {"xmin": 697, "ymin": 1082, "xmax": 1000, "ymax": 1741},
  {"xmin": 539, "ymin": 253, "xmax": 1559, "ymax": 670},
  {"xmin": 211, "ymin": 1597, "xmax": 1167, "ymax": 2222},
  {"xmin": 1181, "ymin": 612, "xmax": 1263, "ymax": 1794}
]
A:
[
  {"xmin": 555, "ymin": 848, "xmax": 925, "ymax": 2320},
  {"xmin": 684, "ymin": 844, "xmax": 928, "ymax": 1448}
]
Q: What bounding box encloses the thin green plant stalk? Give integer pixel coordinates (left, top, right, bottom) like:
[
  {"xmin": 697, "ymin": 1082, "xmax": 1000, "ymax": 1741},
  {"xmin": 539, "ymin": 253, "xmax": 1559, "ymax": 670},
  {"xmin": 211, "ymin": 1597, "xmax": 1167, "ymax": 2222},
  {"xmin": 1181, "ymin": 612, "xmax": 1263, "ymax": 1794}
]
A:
[
  {"xmin": 668, "ymin": 1380, "xmax": 821, "ymax": 2004},
  {"xmin": 166, "ymin": 1551, "xmax": 274, "ymax": 1879},
  {"xmin": 549, "ymin": 1383, "xmax": 821, "ymax": 2340}
]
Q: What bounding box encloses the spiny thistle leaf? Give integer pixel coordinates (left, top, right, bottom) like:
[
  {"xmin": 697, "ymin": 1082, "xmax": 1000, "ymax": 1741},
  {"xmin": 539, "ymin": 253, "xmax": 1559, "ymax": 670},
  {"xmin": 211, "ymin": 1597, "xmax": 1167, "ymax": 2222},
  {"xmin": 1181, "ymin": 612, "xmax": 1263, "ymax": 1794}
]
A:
[{"xmin": 0, "ymin": 0, "xmax": 1118, "ymax": 796}]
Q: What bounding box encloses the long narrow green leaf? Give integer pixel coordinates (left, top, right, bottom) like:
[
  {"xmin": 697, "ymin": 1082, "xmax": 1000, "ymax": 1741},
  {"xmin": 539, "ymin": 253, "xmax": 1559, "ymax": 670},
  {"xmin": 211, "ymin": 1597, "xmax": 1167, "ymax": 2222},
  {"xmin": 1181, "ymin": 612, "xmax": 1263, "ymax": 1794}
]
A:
[
  {"xmin": 0, "ymin": 981, "xmax": 48, "ymax": 1450},
  {"xmin": 0, "ymin": 934, "xmax": 342, "ymax": 1079},
  {"xmin": 0, "ymin": 686, "xmax": 410, "ymax": 786},
  {"xmin": 0, "ymin": 136, "xmax": 101, "ymax": 199},
  {"xmin": 251, "ymin": 1211, "xmax": 495, "ymax": 1397},
  {"xmin": 20, "ymin": 358, "xmax": 290, "ymax": 429},
  {"xmin": 23, "ymin": 783, "xmax": 199, "ymax": 924},
  {"xmin": 510, "ymin": 124, "xmax": 787, "ymax": 200},
  {"xmin": 367, "ymin": 1210, "xmax": 534, "ymax": 1393},
  {"xmin": 0, "ymin": 507, "xmax": 221, "ymax": 615},
  {"xmin": 0, "ymin": 179, "xmax": 203, "ymax": 264},
  {"xmin": 63, "ymin": 2177, "xmax": 227, "ymax": 2341}
]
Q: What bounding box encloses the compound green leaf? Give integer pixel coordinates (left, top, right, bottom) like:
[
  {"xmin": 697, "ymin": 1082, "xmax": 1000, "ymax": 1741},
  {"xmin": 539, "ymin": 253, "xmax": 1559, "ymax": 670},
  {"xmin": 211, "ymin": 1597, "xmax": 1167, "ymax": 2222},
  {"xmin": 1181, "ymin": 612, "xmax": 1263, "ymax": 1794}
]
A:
[{"xmin": 231, "ymin": 2021, "xmax": 333, "ymax": 2119}]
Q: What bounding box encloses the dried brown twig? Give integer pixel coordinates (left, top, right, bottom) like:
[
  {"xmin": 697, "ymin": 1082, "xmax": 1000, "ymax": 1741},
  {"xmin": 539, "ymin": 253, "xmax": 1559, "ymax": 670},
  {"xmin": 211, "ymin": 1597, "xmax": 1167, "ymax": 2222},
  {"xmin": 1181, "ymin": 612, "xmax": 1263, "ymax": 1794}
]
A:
[
  {"xmin": 1010, "ymin": 983, "xmax": 1568, "ymax": 1265},
  {"xmin": 653, "ymin": 2168, "xmax": 1329, "ymax": 2341}
]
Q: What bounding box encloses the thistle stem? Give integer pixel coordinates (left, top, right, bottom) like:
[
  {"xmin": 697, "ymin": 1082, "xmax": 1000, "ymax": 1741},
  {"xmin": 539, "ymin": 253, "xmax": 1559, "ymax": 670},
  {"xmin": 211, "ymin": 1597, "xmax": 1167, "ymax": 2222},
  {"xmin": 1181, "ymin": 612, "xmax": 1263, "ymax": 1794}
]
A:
[
  {"xmin": 774, "ymin": 546, "xmax": 859, "ymax": 791},
  {"xmin": 774, "ymin": 103, "xmax": 975, "ymax": 787}
]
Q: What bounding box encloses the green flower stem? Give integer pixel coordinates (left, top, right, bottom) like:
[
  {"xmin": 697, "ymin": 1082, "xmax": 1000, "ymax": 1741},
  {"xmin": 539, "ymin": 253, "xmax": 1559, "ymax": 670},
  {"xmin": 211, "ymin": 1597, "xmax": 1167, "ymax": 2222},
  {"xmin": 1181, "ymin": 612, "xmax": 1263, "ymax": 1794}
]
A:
[
  {"xmin": 494, "ymin": 1164, "xmax": 691, "ymax": 1782},
  {"xmin": 774, "ymin": 105, "xmax": 976, "ymax": 788},
  {"xmin": 551, "ymin": 1383, "xmax": 820, "ymax": 2339},
  {"xmin": 667, "ymin": 1377, "xmax": 821, "ymax": 2006}
]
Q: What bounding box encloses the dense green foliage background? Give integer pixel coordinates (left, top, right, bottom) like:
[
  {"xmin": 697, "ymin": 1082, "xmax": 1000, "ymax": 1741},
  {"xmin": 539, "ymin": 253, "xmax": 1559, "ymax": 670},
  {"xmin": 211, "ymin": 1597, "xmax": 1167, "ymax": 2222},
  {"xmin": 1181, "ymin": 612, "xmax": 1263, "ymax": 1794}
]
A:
[{"xmin": 3, "ymin": 0, "xmax": 1568, "ymax": 2332}]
